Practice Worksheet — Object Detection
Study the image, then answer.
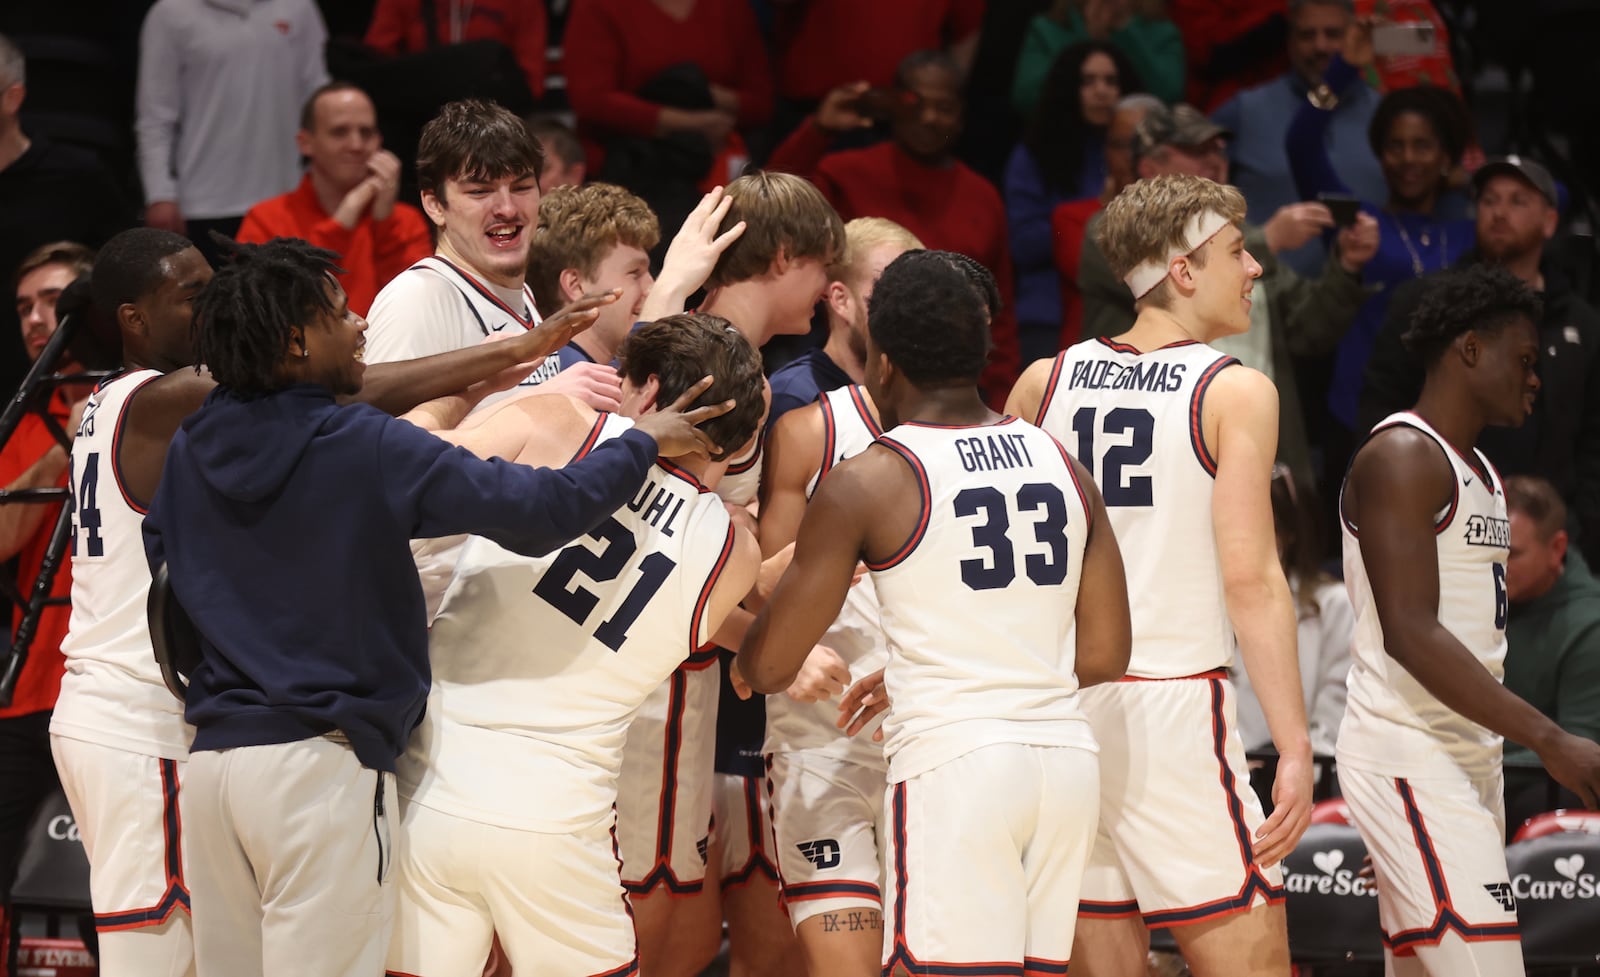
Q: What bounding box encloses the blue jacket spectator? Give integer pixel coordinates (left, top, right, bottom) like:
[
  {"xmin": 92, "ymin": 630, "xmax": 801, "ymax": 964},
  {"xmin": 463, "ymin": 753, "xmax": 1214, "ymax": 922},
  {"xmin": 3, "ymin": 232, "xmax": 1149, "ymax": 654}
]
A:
[
  {"xmin": 1289, "ymin": 72, "xmax": 1474, "ymax": 430},
  {"xmin": 1212, "ymin": 0, "xmax": 1387, "ymax": 276}
]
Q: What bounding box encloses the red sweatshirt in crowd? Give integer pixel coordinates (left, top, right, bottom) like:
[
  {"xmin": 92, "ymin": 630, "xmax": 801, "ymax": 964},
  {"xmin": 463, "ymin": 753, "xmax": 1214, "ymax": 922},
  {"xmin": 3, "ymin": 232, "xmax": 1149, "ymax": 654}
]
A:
[
  {"xmin": 768, "ymin": 123, "xmax": 1020, "ymax": 406},
  {"xmin": 563, "ymin": 0, "xmax": 772, "ymax": 170},
  {"xmin": 237, "ymin": 174, "xmax": 433, "ymax": 317},
  {"xmin": 0, "ymin": 393, "xmax": 74, "ymax": 720},
  {"xmin": 364, "ymin": 0, "xmax": 548, "ymax": 98},
  {"xmin": 774, "ymin": 0, "xmax": 984, "ymax": 101}
]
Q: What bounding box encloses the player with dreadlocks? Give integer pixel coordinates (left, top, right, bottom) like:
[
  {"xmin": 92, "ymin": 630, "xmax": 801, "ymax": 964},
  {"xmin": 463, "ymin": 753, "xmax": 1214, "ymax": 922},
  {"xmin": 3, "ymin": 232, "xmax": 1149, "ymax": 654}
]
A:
[
  {"xmin": 51, "ymin": 226, "xmax": 621, "ymax": 977},
  {"xmin": 137, "ymin": 235, "xmax": 735, "ymax": 977}
]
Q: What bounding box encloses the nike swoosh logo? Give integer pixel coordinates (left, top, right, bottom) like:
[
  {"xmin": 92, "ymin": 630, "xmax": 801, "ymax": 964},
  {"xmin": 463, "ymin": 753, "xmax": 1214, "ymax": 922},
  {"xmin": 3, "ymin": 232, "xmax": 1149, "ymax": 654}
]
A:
[{"xmin": 1464, "ymin": 476, "xmax": 1474, "ymax": 487}]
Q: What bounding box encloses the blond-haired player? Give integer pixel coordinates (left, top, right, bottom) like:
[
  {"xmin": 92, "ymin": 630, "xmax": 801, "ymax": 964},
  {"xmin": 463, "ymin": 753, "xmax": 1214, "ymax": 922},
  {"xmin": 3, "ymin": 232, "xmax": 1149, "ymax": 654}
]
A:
[
  {"xmin": 1008, "ymin": 173, "xmax": 1313, "ymax": 977},
  {"xmin": 753, "ymin": 217, "xmax": 922, "ymax": 977}
]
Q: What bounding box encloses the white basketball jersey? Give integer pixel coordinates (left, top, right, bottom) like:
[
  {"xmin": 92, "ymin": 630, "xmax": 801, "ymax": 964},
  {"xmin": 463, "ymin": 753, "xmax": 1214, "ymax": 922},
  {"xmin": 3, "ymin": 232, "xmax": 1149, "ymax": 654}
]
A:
[
  {"xmin": 1336, "ymin": 412, "xmax": 1509, "ymax": 779},
  {"xmin": 366, "ymin": 257, "xmax": 553, "ymax": 618},
  {"xmin": 399, "ymin": 415, "xmax": 738, "ymax": 832},
  {"xmin": 1035, "ymin": 338, "xmax": 1240, "ymax": 677},
  {"xmin": 870, "ymin": 418, "xmax": 1098, "ymax": 783},
  {"xmin": 51, "ymin": 370, "xmax": 194, "ymax": 759},
  {"xmin": 717, "ymin": 429, "xmax": 763, "ymax": 507},
  {"xmin": 764, "ymin": 385, "xmax": 889, "ymax": 764}
]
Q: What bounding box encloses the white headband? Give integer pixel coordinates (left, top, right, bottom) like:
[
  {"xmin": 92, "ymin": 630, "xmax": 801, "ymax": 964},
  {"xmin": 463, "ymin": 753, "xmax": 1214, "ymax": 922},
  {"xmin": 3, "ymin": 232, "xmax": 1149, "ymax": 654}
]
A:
[{"xmin": 1122, "ymin": 210, "xmax": 1233, "ymax": 300}]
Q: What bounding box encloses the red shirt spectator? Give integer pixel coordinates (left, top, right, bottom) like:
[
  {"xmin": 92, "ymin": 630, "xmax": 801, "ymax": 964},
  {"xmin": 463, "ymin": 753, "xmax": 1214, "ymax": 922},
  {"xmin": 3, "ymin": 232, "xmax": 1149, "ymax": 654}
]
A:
[
  {"xmin": 1168, "ymin": 0, "xmax": 1288, "ymax": 111},
  {"xmin": 0, "ymin": 392, "xmax": 75, "ymax": 721},
  {"xmin": 1051, "ymin": 196, "xmax": 1103, "ymax": 349},
  {"xmin": 768, "ymin": 59, "xmax": 1019, "ymax": 406},
  {"xmin": 238, "ymin": 177, "xmax": 430, "ymax": 317},
  {"xmin": 563, "ymin": 0, "xmax": 773, "ymax": 173},
  {"xmin": 775, "ymin": 0, "xmax": 984, "ymax": 101},
  {"xmin": 236, "ymin": 84, "xmax": 432, "ymax": 316},
  {"xmin": 364, "ymin": 0, "xmax": 547, "ymax": 98}
]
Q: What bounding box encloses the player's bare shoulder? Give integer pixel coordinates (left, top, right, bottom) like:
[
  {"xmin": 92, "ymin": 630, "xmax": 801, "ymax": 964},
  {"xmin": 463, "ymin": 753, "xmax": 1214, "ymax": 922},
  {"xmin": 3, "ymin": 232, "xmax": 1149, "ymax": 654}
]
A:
[
  {"xmin": 1005, "ymin": 356, "xmax": 1058, "ymax": 422},
  {"xmin": 1197, "ymin": 360, "xmax": 1278, "ymax": 458}
]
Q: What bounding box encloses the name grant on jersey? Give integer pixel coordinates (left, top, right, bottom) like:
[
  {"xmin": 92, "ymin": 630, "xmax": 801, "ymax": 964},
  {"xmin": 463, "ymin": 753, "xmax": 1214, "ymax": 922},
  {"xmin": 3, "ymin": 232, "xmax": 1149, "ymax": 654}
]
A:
[
  {"xmin": 955, "ymin": 433, "xmax": 1036, "ymax": 473},
  {"xmin": 1064, "ymin": 359, "xmax": 1188, "ymax": 394}
]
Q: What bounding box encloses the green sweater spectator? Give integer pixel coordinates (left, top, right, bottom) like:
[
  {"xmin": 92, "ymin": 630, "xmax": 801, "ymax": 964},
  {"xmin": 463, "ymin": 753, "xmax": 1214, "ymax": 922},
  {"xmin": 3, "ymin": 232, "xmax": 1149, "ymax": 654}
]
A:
[
  {"xmin": 1502, "ymin": 475, "xmax": 1600, "ymax": 832},
  {"xmin": 1012, "ymin": 3, "xmax": 1185, "ymax": 115},
  {"xmin": 1503, "ymin": 500, "xmax": 1600, "ymax": 769}
]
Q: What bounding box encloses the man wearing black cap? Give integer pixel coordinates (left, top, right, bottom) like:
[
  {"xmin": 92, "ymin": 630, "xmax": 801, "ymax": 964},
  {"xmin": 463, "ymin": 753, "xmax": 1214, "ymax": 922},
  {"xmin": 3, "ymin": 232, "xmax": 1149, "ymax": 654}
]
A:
[
  {"xmin": 1361, "ymin": 156, "xmax": 1600, "ymax": 566},
  {"xmin": 1075, "ymin": 101, "xmax": 1379, "ymax": 484}
]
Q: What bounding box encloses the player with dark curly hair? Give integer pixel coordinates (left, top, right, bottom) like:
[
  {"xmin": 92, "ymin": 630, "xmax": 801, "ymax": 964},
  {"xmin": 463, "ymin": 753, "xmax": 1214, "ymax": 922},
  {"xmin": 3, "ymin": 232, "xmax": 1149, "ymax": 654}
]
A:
[
  {"xmin": 1337, "ymin": 262, "xmax": 1600, "ymax": 975},
  {"xmin": 48, "ymin": 227, "xmax": 644, "ymax": 977},
  {"xmin": 863, "ymin": 249, "xmax": 999, "ymax": 390},
  {"xmin": 143, "ymin": 236, "xmax": 736, "ymax": 977},
  {"xmin": 740, "ymin": 249, "xmax": 1131, "ymax": 975},
  {"xmin": 1400, "ymin": 264, "xmax": 1543, "ymax": 365}
]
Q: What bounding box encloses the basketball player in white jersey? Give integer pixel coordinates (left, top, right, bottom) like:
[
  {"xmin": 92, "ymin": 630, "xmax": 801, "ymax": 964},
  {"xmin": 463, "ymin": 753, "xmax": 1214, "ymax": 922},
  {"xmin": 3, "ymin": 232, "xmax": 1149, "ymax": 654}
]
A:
[
  {"xmin": 364, "ymin": 99, "xmax": 621, "ymax": 408},
  {"xmin": 1007, "ymin": 173, "xmax": 1312, "ymax": 977},
  {"xmin": 753, "ymin": 217, "xmax": 922, "ymax": 977},
  {"xmin": 1337, "ymin": 264, "xmax": 1600, "ymax": 976},
  {"xmin": 741, "ymin": 249, "xmax": 1133, "ymax": 975},
  {"xmin": 49, "ymin": 228, "xmax": 610, "ymax": 977},
  {"xmin": 387, "ymin": 314, "xmax": 765, "ymax": 977},
  {"xmin": 608, "ymin": 171, "xmax": 846, "ymax": 977}
]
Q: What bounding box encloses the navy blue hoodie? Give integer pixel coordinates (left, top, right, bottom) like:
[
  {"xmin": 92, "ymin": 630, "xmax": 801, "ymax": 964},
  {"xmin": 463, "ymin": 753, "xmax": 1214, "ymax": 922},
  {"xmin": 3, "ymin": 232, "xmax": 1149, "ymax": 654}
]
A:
[{"xmin": 143, "ymin": 384, "xmax": 657, "ymax": 771}]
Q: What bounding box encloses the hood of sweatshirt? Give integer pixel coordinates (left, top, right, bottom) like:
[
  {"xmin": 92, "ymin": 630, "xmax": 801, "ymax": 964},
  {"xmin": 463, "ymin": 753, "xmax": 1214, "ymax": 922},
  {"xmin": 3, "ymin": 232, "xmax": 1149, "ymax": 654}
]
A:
[{"xmin": 182, "ymin": 385, "xmax": 339, "ymax": 503}]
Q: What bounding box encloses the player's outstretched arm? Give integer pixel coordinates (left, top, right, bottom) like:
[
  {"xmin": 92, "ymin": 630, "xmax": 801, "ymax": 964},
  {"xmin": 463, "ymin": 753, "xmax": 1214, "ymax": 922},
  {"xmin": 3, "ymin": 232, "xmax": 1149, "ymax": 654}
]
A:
[
  {"xmin": 356, "ymin": 291, "xmax": 617, "ymax": 415},
  {"xmin": 118, "ymin": 368, "xmax": 220, "ymax": 508},
  {"xmin": 1207, "ymin": 366, "xmax": 1312, "ymax": 865},
  {"xmin": 1068, "ymin": 457, "xmax": 1131, "ymax": 687},
  {"xmin": 1352, "ymin": 429, "xmax": 1600, "ymax": 808},
  {"xmin": 741, "ymin": 455, "xmax": 883, "ymax": 694},
  {"xmin": 424, "ymin": 393, "xmax": 599, "ymax": 468},
  {"xmin": 1003, "ymin": 358, "xmax": 1054, "ymax": 425}
]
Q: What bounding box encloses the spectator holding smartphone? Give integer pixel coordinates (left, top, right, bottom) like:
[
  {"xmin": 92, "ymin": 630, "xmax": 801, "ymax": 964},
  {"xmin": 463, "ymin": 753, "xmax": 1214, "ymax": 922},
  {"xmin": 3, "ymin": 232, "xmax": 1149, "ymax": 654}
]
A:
[{"xmin": 1287, "ymin": 18, "xmax": 1474, "ymax": 490}]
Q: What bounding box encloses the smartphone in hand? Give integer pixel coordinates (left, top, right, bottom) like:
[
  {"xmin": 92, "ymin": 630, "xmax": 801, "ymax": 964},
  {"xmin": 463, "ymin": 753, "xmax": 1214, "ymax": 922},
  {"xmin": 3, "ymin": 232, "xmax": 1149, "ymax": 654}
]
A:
[
  {"xmin": 1372, "ymin": 22, "xmax": 1437, "ymax": 57},
  {"xmin": 1317, "ymin": 192, "xmax": 1362, "ymax": 228}
]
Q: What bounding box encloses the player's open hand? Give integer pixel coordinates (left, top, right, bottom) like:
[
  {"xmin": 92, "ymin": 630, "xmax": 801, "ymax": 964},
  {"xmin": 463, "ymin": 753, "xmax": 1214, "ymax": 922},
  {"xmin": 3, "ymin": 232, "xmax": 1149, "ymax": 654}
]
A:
[
  {"xmin": 1263, "ymin": 202, "xmax": 1335, "ymax": 254},
  {"xmin": 1254, "ymin": 749, "xmax": 1314, "ymax": 867},
  {"xmin": 837, "ymin": 668, "xmax": 888, "ymax": 741},
  {"xmin": 630, "ymin": 375, "xmax": 733, "ymax": 459},
  {"xmin": 512, "ymin": 290, "xmax": 619, "ymax": 362},
  {"xmin": 729, "ymin": 656, "xmax": 754, "ymax": 700},
  {"xmin": 656, "ymin": 187, "xmax": 747, "ymax": 301},
  {"xmin": 787, "ymin": 646, "xmax": 850, "ymax": 703},
  {"xmin": 538, "ymin": 361, "xmax": 623, "ymax": 412},
  {"xmin": 1538, "ymin": 731, "xmax": 1600, "ymax": 809}
]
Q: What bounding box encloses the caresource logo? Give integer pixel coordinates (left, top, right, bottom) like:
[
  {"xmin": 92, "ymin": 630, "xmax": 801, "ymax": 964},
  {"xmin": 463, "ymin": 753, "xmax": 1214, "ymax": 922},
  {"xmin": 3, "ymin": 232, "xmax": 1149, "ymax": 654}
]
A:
[
  {"xmin": 1512, "ymin": 853, "xmax": 1600, "ymax": 900},
  {"xmin": 47, "ymin": 814, "xmax": 82, "ymax": 843},
  {"xmin": 1283, "ymin": 849, "xmax": 1378, "ymax": 897}
]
